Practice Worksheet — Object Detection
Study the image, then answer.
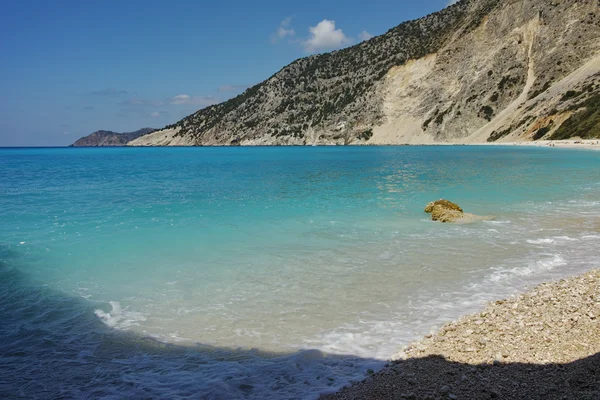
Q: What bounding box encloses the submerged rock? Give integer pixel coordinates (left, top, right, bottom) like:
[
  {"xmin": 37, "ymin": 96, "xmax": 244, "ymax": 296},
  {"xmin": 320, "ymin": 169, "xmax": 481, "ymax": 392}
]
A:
[{"xmin": 425, "ymin": 199, "xmax": 493, "ymax": 223}]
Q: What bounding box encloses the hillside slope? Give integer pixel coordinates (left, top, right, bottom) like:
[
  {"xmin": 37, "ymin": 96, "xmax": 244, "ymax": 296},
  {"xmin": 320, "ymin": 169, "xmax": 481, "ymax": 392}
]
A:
[
  {"xmin": 130, "ymin": 0, "xmax": 600, "ymax": 146},
  {"xmin": 72, "ymin": 128, "xmax": 155, "ymax": 147}
]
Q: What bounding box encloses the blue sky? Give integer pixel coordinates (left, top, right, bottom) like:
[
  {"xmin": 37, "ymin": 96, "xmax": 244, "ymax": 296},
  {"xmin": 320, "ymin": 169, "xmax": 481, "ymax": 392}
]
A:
[{"xmin": 0, "ymin": 0, "xmax": 454, "ymax": 146}]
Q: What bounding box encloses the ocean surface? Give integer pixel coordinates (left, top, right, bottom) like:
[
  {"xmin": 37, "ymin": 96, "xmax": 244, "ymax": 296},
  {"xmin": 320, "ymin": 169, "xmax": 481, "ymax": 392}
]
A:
[{"xmin": 1, "ymin": 146, "xmax": 599, "ymax": 399}]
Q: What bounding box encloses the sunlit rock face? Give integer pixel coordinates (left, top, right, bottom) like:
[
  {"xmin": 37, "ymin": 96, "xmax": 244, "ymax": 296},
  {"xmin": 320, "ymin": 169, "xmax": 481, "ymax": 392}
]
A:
[{"xmin": 129, "ymin": 0, "xmax": 600, "ymax": 147}]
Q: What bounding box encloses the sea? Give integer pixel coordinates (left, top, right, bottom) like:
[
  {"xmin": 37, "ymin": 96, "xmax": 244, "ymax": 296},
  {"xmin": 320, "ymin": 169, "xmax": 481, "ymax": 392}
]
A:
[{"xmin": 1, "ymin": 146, "xmax": 599, "ymax": 399}]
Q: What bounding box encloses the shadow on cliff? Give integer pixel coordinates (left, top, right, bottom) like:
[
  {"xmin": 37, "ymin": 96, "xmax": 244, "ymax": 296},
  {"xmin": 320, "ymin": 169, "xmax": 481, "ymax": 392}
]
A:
[{"xmin": 1, "ymin": 248, "xmax": 599, "ymax": 400}]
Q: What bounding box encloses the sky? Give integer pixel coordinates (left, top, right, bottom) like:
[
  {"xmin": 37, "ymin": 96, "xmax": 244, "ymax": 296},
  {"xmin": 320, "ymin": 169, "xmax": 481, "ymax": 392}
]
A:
[{"xmin": 0, "ymin": 0, "xmax": 456, "ymax": 146}]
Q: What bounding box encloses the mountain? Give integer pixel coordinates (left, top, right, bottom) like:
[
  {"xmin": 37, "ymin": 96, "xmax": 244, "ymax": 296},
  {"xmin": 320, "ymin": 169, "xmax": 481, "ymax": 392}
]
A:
[
  {"xmin": 71, "ymin": 128, "xmax": 155, "ymax": 147},
  {"xmin": 129, "ymin": 0, "xmax": 600, "ymax": 146}
]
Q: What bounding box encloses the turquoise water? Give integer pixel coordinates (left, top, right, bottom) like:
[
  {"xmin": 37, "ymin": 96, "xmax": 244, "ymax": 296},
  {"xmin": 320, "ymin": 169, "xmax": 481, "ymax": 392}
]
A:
[{"xmin": 1, "ymin": 146, "xmax": 599, "ymax": 399}]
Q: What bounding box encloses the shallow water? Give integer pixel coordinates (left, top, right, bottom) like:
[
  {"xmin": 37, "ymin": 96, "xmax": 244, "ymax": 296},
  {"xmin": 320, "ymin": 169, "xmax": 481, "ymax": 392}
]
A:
[{"xmin": 1, "ymin": 146, "xmax": 599, "ymax": 399}]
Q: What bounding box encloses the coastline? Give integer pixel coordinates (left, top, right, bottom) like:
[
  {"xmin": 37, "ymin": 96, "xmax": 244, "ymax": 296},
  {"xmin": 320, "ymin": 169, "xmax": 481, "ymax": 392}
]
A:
[
  {"xmin": 325, "ymin": 269, "xmax": 600, "ymax": 399},
  {"xmin": 102, "ymin": 138, "xmax": 600, "ymax": 149},
  {"xmin": 477, "ymin": 139, "xmax": 600, "ymax": 151}
]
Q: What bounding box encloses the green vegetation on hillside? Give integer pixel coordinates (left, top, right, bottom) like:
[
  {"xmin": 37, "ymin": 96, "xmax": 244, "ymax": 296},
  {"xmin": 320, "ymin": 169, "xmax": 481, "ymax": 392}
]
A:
[
  {"xmin": 160, "ymin": 0, "xmax": 498, "ymax": 143},
  {"xmin": 551, "ymin": 92, "xmax": 600, "ymax": 140}
]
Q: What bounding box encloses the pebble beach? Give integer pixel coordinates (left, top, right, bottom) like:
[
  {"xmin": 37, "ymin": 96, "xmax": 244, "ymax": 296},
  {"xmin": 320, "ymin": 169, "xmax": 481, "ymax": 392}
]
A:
[{"xmin": 325, "ymin": 270, "xmax": 600, "ymax": 399}]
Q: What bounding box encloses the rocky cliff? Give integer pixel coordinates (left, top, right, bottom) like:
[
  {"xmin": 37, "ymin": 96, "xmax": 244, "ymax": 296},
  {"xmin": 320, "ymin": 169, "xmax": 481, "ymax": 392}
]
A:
[
  {"xmin": 129, "ymin": 0, "xmax": 600, "ymax": 146},
  {"xmin": 72, "ymin": 128, "xmax": 155, "ymax": 147}
]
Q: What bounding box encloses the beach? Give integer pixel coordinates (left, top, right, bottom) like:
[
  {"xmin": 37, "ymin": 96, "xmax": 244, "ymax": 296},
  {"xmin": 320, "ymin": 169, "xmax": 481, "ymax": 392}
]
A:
[
  {"xmin": 491, "ymin": 139, "xmax": 600, "ymax": 151},
  {"xmin": 326, "ymin": 269, "xmax": 600, "ymax": 399}
]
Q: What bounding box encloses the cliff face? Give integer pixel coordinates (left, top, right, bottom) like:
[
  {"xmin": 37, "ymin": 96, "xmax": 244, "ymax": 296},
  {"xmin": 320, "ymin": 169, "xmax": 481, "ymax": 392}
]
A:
[
  {"xmin": 71, "ymin": 128, "xmax": 155, "ymax": 147},
  {"xmin": 129, "ymin": 0, "xmax": 600, "ymax": 147}
]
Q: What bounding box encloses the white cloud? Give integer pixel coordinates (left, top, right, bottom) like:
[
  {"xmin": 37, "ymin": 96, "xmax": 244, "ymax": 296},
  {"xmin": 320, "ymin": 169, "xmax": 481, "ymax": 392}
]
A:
[
  {"xmin": 302, "ymin": 19, "xmax": 351, "ymax": 53},
  {"xmin": 169, "ymin": 94, "xmax": 217, "ymax": 107},
  {"xmin": 271, "ymin": 17, "xmax": 295, "ymax": 44},
  {"xmin": 358, "ymin": 30, "xmax": 374, "ymax": 42},
  {"xmin": 170, "ymin": 94, "xmax": 191, "ymax": 104},
  {"xmin": 149, "ymin": 110, "xmax": 169, "ymax": 117},
  {"xmin": 448, "ymin": 0, "xmax": 459, "ymax": 5}
]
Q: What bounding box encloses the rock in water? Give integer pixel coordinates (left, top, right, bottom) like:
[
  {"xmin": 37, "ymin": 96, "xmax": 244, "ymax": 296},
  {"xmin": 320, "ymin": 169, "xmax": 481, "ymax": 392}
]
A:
[
  {"xmin": 431, "ymin": 205, "xmax": 465, "ymax": 223},
  {"xmin": 425, "ymin": 199, "xmax": 492, "ymax": 223},
  {"xmin": 424, "ymin": 199, "xmax": 463, "ymax": 214}
]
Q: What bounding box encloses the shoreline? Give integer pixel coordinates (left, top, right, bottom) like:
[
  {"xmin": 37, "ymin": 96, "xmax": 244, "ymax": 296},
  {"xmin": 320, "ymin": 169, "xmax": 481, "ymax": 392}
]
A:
[
  {"xmin": 6, "ymin": 138, "xmax": 600, "ymax": 149},
  {"xmin": 325, "ymin": 269, "xmax": 600, "ymax": 399},
  {"xmin": 475, "ymin": 139, "xmax": 600, "ymax": 151}
]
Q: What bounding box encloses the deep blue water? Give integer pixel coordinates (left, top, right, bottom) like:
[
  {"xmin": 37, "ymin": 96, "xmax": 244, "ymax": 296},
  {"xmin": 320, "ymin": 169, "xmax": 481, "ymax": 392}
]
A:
[{"xmin": 1, "ymin": 146, "xmax": 599, "ymax": 399}]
